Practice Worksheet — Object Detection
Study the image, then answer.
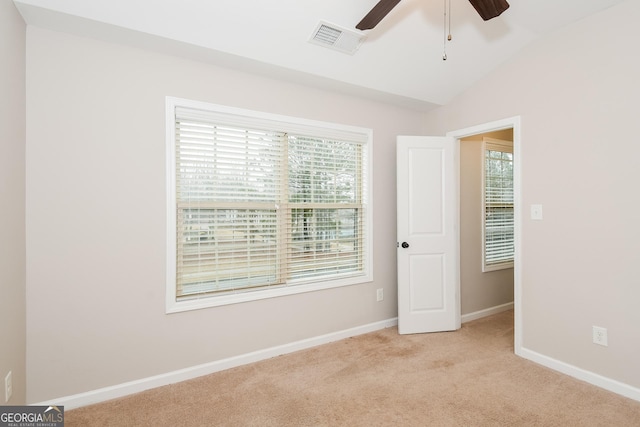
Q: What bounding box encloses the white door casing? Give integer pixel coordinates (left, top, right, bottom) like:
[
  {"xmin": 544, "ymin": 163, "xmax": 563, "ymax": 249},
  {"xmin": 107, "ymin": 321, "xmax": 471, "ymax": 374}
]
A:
[
  {"xmin": 446, "ymin": 116, "xmax": 521, "ymax": 354},
  {"xmin": 397, "ymin": 136, "xmax": 460, "ymax": 334}
]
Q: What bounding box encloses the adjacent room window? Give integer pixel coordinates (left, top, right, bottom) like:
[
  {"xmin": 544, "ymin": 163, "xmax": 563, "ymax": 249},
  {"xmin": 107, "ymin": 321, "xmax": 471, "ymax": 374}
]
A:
[
  {"xmin": 166, "ymin": 97, "xmax": 372, "ymax": 312},
  {"xmin": 482, "ymin": 138, "xmax": 514, "ymax": 272}
]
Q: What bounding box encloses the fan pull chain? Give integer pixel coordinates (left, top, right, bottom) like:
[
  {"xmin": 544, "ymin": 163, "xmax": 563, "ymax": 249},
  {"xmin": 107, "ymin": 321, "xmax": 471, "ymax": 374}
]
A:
[{"xmin": 443, "ymin": 0, "xmax": 452, "ymax": 60}]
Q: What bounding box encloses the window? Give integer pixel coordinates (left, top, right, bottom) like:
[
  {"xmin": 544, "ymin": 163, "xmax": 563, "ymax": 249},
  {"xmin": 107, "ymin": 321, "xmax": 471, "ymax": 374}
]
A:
[
  {"xmin": 166, "ymin": 98, "xmax": 372, "ymax": 312},
  {"xmin": 482, "ymin": 138, "xmax": 514, "ymax": 272}
]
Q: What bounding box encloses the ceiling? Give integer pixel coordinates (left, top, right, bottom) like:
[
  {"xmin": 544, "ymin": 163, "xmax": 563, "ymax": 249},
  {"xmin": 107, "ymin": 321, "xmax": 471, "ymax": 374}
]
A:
[{"xmin": 14, "ymin": 0, "xmax": 627, "ymax": 111}]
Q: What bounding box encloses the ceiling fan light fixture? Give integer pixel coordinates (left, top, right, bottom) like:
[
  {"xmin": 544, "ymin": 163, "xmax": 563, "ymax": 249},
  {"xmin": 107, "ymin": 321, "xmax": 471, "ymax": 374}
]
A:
[
  {"xmin": 354, "ymin": 0, "xmax": 510, "ymax": 31},
  {"xmin": 309, "ymin": 21, "xmax": 366, "ymax": 55}
]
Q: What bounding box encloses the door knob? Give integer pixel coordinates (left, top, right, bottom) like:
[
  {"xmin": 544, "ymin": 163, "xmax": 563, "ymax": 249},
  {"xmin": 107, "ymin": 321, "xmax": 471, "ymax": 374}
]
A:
[{"xmin": 401, "ymin": 242, "xmax": 409, "ymax": 248}]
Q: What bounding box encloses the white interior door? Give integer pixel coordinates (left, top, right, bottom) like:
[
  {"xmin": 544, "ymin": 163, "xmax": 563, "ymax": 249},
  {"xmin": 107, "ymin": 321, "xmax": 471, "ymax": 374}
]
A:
[{"xmin": 397, "ymin": 136, "xmax": 460, "ymax": 334}]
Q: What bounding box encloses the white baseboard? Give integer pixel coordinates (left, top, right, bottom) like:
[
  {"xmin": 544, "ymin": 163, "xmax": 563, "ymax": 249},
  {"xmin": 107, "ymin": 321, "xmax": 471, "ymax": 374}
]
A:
[
  {"xmin": 35, "ymin": 317, "xmax": 398, "ymax": 410},
  {"xmin": 519, "ymin": 347, "xmax": 640, "ymax": 403},
  {"xmin": 461, "ymin": 301, "xmax": 514, "ymax": 323},
  {"xmin": 36, "ymin": 310, "xmax": 640, "ymax": 409},
  {"xmin": 461, "ymin": 302, "xmax": 640, "ymax": 403}
]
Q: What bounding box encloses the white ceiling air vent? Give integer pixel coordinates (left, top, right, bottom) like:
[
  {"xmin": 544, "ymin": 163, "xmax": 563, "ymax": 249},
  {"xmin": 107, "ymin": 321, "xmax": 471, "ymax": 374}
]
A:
[{"xmin": 309, "ymin": 21, "xmax": 366, "ymax": 55}]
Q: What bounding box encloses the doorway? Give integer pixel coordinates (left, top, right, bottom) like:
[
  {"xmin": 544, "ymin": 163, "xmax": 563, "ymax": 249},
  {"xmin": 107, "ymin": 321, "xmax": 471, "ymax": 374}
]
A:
[
  {"xmin": 447, "ymin": 117, "xmax": 522, "ymax": 355},
  {"xmin": 460, "ymin": 131, "xmax": 514, "ymax": 318}
]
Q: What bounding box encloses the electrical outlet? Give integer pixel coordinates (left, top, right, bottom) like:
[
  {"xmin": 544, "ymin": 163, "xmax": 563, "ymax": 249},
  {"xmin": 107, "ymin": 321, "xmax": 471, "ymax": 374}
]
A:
[
  {"xmin": 531, "ymin": 204, "xmax": 543, "ymax": 220},
  {"xmin": 376, "ymin": 288, "xmax": 383, "ymax": 302},
  {"xmin": 5, "ymin": 371, "xmax": 12, "ymax": 403},
  {"xmin": 593, "ymin": 326, "xmax": 608, "ymax": 347}
]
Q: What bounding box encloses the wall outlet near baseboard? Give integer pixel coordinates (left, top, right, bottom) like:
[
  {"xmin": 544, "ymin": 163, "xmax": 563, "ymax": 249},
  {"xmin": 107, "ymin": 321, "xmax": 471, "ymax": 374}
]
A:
[
  {"xmin": 5, "ymin": 371, "xmax": 12, "ymax": 402},
  {"xmin": 376, "ymin": 288, "xmax": 383, "ymax": 302},
  {"xmin": 593, "ymin": 326, "xmax": 608, "ymax": 347}
]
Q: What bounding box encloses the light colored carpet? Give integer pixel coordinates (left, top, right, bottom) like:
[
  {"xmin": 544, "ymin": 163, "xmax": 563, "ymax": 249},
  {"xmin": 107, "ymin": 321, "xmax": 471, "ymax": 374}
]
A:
[{"xmin": 67, "ymin": 310, "xmax": 640, "ymax": 426}]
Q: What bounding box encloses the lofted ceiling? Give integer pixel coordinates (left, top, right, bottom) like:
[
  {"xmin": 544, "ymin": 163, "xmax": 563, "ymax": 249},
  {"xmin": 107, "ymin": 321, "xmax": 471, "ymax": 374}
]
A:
[{"xmin": 14, "ymin": 0, "xmax": 627, "ymax": 111}]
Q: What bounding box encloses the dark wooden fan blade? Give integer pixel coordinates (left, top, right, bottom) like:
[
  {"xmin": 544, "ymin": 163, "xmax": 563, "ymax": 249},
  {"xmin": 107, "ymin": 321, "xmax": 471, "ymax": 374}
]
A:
[
  {"xmin": 356, "ymin": 0, "xmax": 402, "ymax": 30},
  {"xmin": 468, "ymin": 0, "xmax": 510, "ymax": 21}
]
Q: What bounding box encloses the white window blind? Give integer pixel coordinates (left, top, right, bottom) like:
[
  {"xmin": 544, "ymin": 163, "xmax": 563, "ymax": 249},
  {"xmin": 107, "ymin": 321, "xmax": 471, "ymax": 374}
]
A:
[
  {"xmin": 287, "ymin": 136, "xmax": 364, "ymax": 281},
  {"xmin": 483, "ymin": 138, "xmax": 514, "ymax": 271},
  {"xmin": 175, "ymin": 117, "xmax": 285, "ymax": 298},
  {"xmin": 167, "ymin": 98, "xmax": 371, "ymax": 310}
]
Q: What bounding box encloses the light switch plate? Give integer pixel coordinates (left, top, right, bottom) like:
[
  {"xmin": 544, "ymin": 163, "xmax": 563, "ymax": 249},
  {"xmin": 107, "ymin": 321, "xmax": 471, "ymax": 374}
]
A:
[{"xmin": 531, "ymin": 204, "xmax": 543, "ymax": 220}]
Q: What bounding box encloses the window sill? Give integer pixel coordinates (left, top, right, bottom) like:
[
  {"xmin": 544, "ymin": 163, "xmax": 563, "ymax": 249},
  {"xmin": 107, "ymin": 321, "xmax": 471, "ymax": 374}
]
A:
[
  {"xmin": 482, "ymin": 261, "xmax": 514, "ymax": 273},
  {"xmin": 166, "ymin": 273, "xmax": 372, "ymax": 314}
]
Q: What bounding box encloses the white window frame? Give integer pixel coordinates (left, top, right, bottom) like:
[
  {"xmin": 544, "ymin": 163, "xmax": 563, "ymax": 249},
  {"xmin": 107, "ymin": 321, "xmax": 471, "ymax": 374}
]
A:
[
  {"xmin": 165, "ymin": 97, "xmax": 373, "ymax": 313},
  {"xmin": 481, "ymin": 137, "xmax": 514, "ymax": 272}
]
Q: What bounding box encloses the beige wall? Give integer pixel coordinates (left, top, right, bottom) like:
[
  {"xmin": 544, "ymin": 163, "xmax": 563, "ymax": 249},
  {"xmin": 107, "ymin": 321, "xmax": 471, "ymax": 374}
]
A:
[
  {"xmin": 0, "ymin": 0, "xmax": 27, "ymax": 405},
  {"xmin": 460, "ymin": 130, "xmax": 514, "ymax": 315},
  {"xmin": 424, "ymin": 0, "xmax": 640, "ymax": 389},
  {"xmin": 25, "ymin": 26, "xmax": 425, "ymax": 403},
  {"xmin": 20, "ymin": 0, "xmax": 640, "ymax": 403}
]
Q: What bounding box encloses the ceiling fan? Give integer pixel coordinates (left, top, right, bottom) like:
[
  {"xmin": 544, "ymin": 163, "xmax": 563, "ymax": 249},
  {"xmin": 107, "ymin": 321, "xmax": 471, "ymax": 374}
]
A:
[{"xmin": 355, "ymin": 0, "xmax": 509, "ymax": 30}]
